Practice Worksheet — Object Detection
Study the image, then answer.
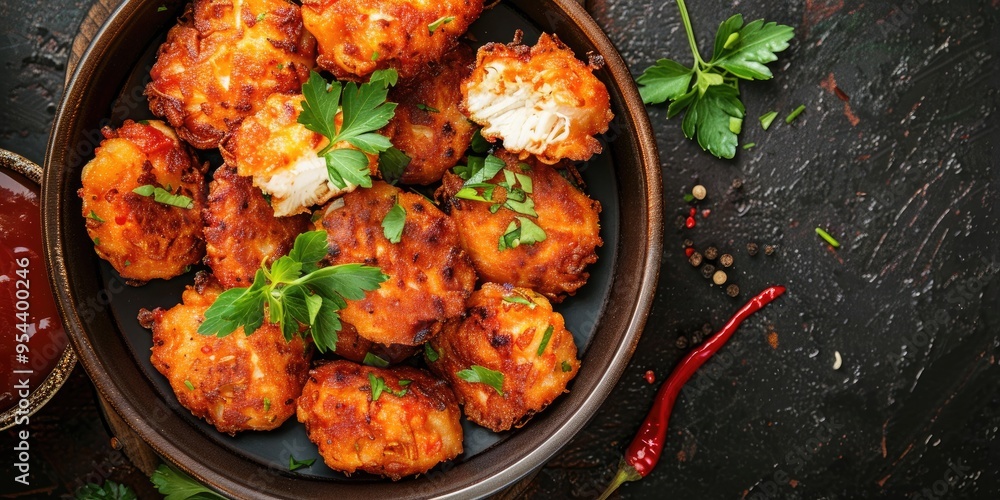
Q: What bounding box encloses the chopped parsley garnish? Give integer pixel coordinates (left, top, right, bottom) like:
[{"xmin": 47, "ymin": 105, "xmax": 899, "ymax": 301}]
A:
[
  {"xmin": 74, "ymin": 480, "xmax": 137, "ymax": 500},
  {"xmin": 93, "ymin": 237, "xmax": 100, "ymax": 246},
  {"xmin": 256, "ymin": 12, "xmax": 266, "ymax": 22},
  {"xmin": 368, "ymin": 372, "xmax": 386, "ymax": 401},
  {"xmin": 428, "ymin": 16, "xmax": 455, "ymax": 34},
  {"xmin": 86, "ymin": 211, "xmax": 105, "ymax": 223},
  {"xmin": 399, "ymin": 379, "xmax": 412, "ymax": 386},
  {"xmin": 470, "ymin": 128, "xmax": 492, "ymax": 154},
  {"xmin": 298, "ymin": 70, "xmax": 398, "ymax": 190},
  {"xmin": 536, "ymin": 325, "xmax": 554, "ymax": 356},
  {"xmin": 743, "ymin": 142, "xmax": 756, "ymax": 149},
  {"xmin": 561, "ymin": 360, "xmax": 573, "ymax": 372},
  {"xmin": 424, "ymin": 343, "xmax": 440, "ymax": 362},
  {"xmin": 785, "ymin": 104, "xmax": 806, "ymax": 124},
  {"xmin": 416, "ymin": 103, "xmax": 440, "ymax": 113},
  {"xmin": 156, "ymin": 5, "xmax": 167, "ymax": 12},
  {"xmin": 368, "ymin": 372, "xmax": 407, "ymax": 400},
  {"xmin": 197, "ymin": 230, "xmax": 388, "ymax": 354},
  {"xmin": 263, "ymin": 397, "xmax": 271, "ymax": 412},
  {"xmin": 378, "ymin": 147, "xmax": 411, "ymax": 185},
  {"xmin": 151, "ymin": 464, "xmax": 226, "ymax": 499},
  {"xmin": 124, "ymin": 260, "xmax": 131, "ymax": 267},
  {"xmin": 183, "ymin": 380, "xmax": 194, "ymax": 391},
  {"xmin": 759, "ymin": 111, "xmax": 778, "ymax": 130},
  {"xmin": 498, "ymin": 217, "xmax": 546, "ymax": 251},
  {"xmin": 381, "ymin": 198, "xmax": 406, "ymax": 244},
  {"xmin": 815, "ymin": 227, "xmax": 840, "ymax": 248},
  {"xmin": 371, "ymin": 51, "xmax": 379, "ymax": 61},
  {"xmin": 288, "ymin": 455, "xmax": 316, "ymax": 471},
  {"xmin": 456, "ymin": 365, "xmax": 504, "ymax": 395},
  {"xmin": 454, "ymin": 155, "xmax": 541, "ymax": 219},
  {"xmin": 132, "ymin": 185, "xmax": 194, "ymax": 209},
  {"xmin": 636, "ymin": 4, "xmax": 793, "ymax": 158},
  {"xmin": 276, "ymin": 63, "xmax": 284, "ymax": 71},
  {"xmin": 503, "ymin": 295, "xmax": 536, "ymax": 308},
  {"xmin": 363, "ymin": 352, "xmax": 390, "ymax": 368}
]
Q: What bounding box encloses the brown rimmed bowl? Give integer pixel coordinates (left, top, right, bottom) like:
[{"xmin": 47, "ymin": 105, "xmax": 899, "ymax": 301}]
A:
[{"xmin": 43, "ymin": 0, "xmax": 662, "ymax": 497}]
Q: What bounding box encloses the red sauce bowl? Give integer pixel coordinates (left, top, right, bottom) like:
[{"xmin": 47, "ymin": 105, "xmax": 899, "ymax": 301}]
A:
[{"xmin": 0, "ymin": 149, "xmax": 75, "ymax": 430}]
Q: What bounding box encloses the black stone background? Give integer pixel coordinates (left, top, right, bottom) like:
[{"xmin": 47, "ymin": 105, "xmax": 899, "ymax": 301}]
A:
[{"xmin": 1, "ymin": 0, "xmax": 998, "ymax": 498}]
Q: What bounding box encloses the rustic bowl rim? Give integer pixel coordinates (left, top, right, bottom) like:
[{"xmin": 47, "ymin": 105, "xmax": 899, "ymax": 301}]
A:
[{"xmin": 42, "ymin": 0, "xmax": 662, "ymax": 497}]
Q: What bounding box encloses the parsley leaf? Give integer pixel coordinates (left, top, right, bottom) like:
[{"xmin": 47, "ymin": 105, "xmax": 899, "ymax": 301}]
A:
[
  {"xmin": 428, "ymin": 16, "xmax": 455, "ymax": 34},
  {"xmin": 424, "ymin": 343, "xmax": 440, "ymax": 362},
  {"xmin": 416, "ymin": 103, "xmax": 440, "ymax": 113},
  {"xmin": 711, "ymin": 16, "xmax": 795, "ymax": 80},
  {"xmin": 363, "ymin": 352, "xmax": 390, "ymax": 368},
  {"xmin": 298, "ymin": 71, "xmax": 398, "ymax": 190},
  {"xmin": 636, "ymin": 5, "xmax": 793, "ymax": 158},
  {"xmin": 289, "ymin": 455, "xmax": 316, "ymax": 471},
  {"xmin": 536, "ymin": 325, "xmax": 554, "ymax": 356},
  {"xmin": 456, "ymin": 365, "xmax": 504, "ymax": 395},
  {"xmin": 368, "ymin": 372, "xmax": 386, "ymax": 401},
  {"xmin": 378, "ymin": 147, "xmax": 410, "ymax": 185},
  {"xmin": 86, "ymin": 210, "xmax": 105, "ymax": 223},
  {"xmin": 74, "ymin": 480, "xmax": 137, "ymax": 500},
  {"xmin": 503, "ymin": 295, "xmax": 536, "ymax": 308},
  {"xmin": 132, "ymin": 185, "xmax": 193, "ymax": 209},
  {"xmin": 561, "ymin": 360, "xmax": 573, "ymax": 372},
  {"xmin": 498, "ymin": 217, "xmax": 546, "ymax": 251},
  {"xmin": 151, "ymin": 463, "xmax": 226, "ymax": 500},
  {"xmin": 470, "ymin": 128, "xmax": 492, "ymax": 154},
  {"xmin": 197, "ymin": 231, "xmax": 388, "ymax": 353},
  {"xmin": 381, "ymin": 198, "xmax": 406, "ymax": 244}
]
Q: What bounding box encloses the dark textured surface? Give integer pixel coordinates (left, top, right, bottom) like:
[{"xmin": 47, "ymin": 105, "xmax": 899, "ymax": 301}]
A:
[{"xmin": 2, "ymin": 0, "xmax": 998, "ymax": 498}]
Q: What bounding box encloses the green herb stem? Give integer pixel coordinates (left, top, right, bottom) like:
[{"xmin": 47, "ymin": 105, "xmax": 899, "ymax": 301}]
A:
[{"xmin": 675, "ymin": 0, "xmax": 706, "ymax": 67}]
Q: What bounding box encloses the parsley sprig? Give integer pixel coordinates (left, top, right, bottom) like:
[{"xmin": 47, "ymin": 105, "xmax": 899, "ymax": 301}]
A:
[
  {"xmin": 636, "ymin": 0, "xmax": 794, "ymax": 158},
  {"xmin": 150, "ymin": 463, "xmax": 226, "ymax": 500},
  {"xmin": 197, "ymin": 231, "xmax": 387, "ymax": 353},
  {"xmin": 298, "ymin": 70, "xmax": 398, "ymax": 189}
]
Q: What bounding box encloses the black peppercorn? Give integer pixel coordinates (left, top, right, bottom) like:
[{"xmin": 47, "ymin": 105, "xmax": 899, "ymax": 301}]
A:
[
  {"xmin": 719, "ymin": 254, "xmax": 734, "ymax": 267},
  {"xmin": 704, "ymin": 246, "xmax": 719, "ymax": 260},
  {"xmin": 747, "ymin": 242, "xmax": 759, "ymax": 256},
  {"xmin": 675, "ymin": 336, "xmax": 689, "ymax": 349},
  {"xmin": 701, "ymin": 264, "xmax": 716, "ymax": 278},
  {"xmin": 726, "ymin": 284, "xmax": 740, "ymax": 297},
  {"xmin": 764, "ymin": 244, "xmax": 776, "ymax": 256}
]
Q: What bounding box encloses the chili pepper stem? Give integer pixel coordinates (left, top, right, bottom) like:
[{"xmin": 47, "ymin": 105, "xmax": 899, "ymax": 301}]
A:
[{"xmin": 597, "ymin": 458, "xmax": 643, "ymax": 500}]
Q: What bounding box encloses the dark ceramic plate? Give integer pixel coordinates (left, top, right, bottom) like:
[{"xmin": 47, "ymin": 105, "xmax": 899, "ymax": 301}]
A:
[{"xmin": 43, "ymin": 0, "xmax": 661, "ymax": 497}]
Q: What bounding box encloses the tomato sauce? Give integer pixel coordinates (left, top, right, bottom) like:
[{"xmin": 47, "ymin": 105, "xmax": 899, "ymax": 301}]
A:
[{"xmin": 0, "ymin": 168, "xmax": 68, "ymax": 414}]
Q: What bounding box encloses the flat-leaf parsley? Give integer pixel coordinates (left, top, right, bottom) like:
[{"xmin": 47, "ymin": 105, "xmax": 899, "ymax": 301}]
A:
[{"xmin": 636, "ymin": 0, "xmax": 793, "ymax": 158}]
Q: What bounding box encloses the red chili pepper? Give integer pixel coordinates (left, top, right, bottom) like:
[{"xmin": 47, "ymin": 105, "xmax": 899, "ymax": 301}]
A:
[{"xmin": 597, "ymin": 286, "xmax": 787, "ymax": 499}]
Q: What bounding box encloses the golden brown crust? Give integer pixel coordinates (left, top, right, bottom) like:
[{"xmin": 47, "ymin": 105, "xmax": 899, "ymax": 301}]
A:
[
  {"xmin": 462, "ymin": 33, "xmax": 613, "ymax": 163},
  {"xmin": 382, "ymin": 44, "xmax": 477, "ymax": 185},
  {"xmin": 203, "ymin": 166, "xmax": 311, "ymax": 288},
  {"xmin": 317, "ymin": 181, "xmax": 477, "ymax": 345},
  {"xmin": 438, "ymin": 151, "xmax": 601, "ymax": 301},
  {"xmin": 146, "ymin": 0, "xmax": 315, "ymax": 149},
  {"xmin": 427, "ymin": 283, "xmax": 580, "ymax": 432},
  {"xmin": 296, "ymin": 360, "xmax": 463, "ymax": 480},
  {"xmin": 301, "ymin": 0, "xmax": 484, "ymax": 80},
  {"xmin": 144, "ymin": 278, "xmax": 313, "ymax": 434},
  {"xmin": 78, "ymin": 120, "xmax": 207, "ymax": 283},
  {"xmin": 221, "ymin": 92, "xmax": 377, "ymax": 217},
  {"xmin": 331, "ymin": 322, "xmax": 418, "ymax": 365}
]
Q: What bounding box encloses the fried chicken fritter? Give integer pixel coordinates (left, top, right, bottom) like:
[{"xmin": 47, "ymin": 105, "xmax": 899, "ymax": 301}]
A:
[
  {"xmin": 462, "ymin": 33, "xmax": 613, "ymax": 164},
  {"xmin": 381, "ymin": 44, "xmax": 476, "ymax": 185},
  {"xmin": 221, "ymin": 92, "xmax": 377, "ymax": 217},
  {"xmin": 78, "ymin": 120, "xmax": 207, "ymax": 284},
  {"xmin": 141, "ymin": 275, "xmax": 313, "ymax": 434},
  {"xmin": 296, "ymin": 360, "xmax": 463, "ymax": 480},
  {"xmin": 315, "ymin": 181, "xmax": 476, "ymax": 345},
  {"xmin": 332, "ymin": 323, "xmax": 418, "ymax": 365},
  {"xmin": 427, "ymin": 283, "xmax": 580, "ymax": 432},
  {"xmin": 203, "ymin": 166, "xmax": 311, "ymax": 288},
  {"xmin": 301, "ymin": 0, "xmax": 484, "ymax": 80},
  {"xmin": 438, "ymin": 151, "xmax": 601, "ymax": 301},
  {"xmin": 146, "ymin": 0, "xmax": 315, "ymax": 149}
]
